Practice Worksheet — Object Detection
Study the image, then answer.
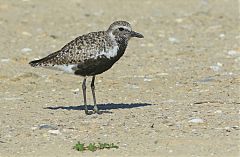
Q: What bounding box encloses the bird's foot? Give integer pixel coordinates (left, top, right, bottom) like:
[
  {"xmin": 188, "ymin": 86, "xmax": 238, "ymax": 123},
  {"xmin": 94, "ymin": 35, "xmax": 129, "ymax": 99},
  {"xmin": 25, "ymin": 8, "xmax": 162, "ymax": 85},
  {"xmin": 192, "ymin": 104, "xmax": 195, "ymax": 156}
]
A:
[
  {"xmin": 85, "ymin": 109, "xmax": 92, "ymax": 115},
  {"xmin": 93, "ymin": 106, "xmax": 101, "ymax": 114}
]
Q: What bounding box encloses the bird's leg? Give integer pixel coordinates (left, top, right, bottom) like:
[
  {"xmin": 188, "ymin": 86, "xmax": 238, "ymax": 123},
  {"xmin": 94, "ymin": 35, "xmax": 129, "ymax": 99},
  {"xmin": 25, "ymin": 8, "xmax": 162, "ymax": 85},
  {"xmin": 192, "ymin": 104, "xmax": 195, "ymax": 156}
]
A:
[
  {"xmin": 82, "ymin": 77, "xmax": 89, "ymax": 115},
  {"xmin": 91, "ymin": 76, "xmax": 99, "ymax": 113}
]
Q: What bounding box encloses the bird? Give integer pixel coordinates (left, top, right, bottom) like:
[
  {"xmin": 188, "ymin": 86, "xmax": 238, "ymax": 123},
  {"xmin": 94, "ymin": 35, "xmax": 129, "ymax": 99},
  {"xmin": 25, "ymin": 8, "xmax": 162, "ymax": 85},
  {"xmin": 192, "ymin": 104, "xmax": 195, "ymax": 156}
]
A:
[{"xmin": 29, "ymin": 20, "xmax": 144, "ymax": 115}]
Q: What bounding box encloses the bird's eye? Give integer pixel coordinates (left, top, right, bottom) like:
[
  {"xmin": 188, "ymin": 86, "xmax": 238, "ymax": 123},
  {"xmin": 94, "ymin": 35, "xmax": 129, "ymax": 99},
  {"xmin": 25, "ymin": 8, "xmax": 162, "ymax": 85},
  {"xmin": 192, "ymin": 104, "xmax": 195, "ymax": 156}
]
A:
[{"xmin": 118, "ymin": 27, "xmax": 124, "ymax": 31}]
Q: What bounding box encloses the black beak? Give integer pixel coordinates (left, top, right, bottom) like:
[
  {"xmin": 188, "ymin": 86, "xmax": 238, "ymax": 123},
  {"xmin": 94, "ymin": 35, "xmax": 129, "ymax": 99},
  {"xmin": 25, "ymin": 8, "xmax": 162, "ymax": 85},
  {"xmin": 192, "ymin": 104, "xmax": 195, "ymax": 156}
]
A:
[{"xmin": 131, "ymin": 31, "xmax": 144, "ymax": 38}]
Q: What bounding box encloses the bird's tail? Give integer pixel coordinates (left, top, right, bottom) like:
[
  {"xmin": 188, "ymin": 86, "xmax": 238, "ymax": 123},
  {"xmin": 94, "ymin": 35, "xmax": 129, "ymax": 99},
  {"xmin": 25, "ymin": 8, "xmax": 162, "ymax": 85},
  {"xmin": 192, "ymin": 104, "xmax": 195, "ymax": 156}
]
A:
[
  {"xmin": 29, "ymin": 51, "xmax": 60, "ymax": 67},
  {"xmin": 29, "ymin": 58, "xmax": 44, "ymax": 67}
]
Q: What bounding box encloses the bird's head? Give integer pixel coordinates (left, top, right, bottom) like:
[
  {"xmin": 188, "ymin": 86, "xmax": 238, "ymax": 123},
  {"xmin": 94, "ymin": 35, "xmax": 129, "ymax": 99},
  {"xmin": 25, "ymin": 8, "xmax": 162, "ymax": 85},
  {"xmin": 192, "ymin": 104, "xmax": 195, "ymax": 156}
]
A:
[{"xmin": 107, "ymin": 21, "xmax": 144, "ymax": 42}]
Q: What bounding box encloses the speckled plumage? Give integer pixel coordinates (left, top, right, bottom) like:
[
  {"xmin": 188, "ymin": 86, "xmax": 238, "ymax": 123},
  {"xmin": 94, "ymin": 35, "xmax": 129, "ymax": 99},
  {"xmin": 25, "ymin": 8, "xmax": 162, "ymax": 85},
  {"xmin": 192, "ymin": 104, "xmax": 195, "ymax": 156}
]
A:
[
  {"xmin": 30, "ymin": 31, "xmax": 118, "ymax": 75},
  {"xmin": 29, "ymin": 21, "xmax": 144, "ymax": 114}
]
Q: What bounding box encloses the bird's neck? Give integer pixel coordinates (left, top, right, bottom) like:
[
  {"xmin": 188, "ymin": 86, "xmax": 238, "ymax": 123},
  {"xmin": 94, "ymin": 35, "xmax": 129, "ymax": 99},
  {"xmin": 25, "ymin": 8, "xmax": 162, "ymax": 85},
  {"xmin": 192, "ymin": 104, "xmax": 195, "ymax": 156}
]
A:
[
  {"xmin": 108, "ymin": 32, "xmax": 128, "ymax": 59},
  {"xmin": 112, "ymin": 40, "xmax": 127, "ymax": 63}
]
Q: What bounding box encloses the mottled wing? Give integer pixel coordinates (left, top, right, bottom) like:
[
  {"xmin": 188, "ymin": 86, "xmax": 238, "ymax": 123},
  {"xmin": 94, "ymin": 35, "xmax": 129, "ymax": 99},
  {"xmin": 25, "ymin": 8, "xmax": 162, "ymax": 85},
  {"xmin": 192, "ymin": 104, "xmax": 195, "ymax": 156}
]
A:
[{"xmin": 29, "ymin": 31, "xmax": 107, "ymax": 67}]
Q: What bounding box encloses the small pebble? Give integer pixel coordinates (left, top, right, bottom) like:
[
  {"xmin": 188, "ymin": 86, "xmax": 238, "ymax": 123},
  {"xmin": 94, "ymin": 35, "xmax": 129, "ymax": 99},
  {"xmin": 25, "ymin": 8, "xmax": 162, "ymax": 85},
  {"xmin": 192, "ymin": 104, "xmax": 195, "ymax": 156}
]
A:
[
  {"xmin": 21, "ymin": 48, "xmax": 32, "ymax": 53},
  {"xmin": 22, "ymin": 31, "xmax": 32, "ymax": 36},
  {"xmin": 157, "ymin": 73, "xmax": 168, "ymax": 76},
  {"xmin": 214, "ymin": 110, "xmax": 222, "ymax": 114},
  {"xmin": 39, "ymin": 124, "xmax": 57, "ymax": 130},
  {"xmin": 31, "ymin": 126, "xmax": 38, "ymax": 130},
  {"xmin": 219, "ymin": 33, "xmax": 225, "ymax": 38},
  {"xmin": 217, "ymin": 62, "xmax": 223, "ymax": 67},
  {"xmin": 210, "ymin": 63, "xmax": 222, "ymax": 72},
  {"xmin": 232, "ymin": 126, "xmax": 239, "ymax": 130},
  {"xmin": 210, "ymin": 66, "xmax": 220, "ymax": 72},
  {"xmin": 224, "ymin": 126, "xmax": 230, "ymax": 130},
  {"xmin": 198, "ymin": 77, "xmax": 215, "ymax": 83},
  {"xmin": 227, "ymin": 50, "xmax": 239, "ymax": 56},
  {"xmin": 188, "ymin": 118, "xmax": 204, "ymax": 123},
  {"xmin": 48, "ymin": 130, "xmax": 61, "ymax": 135},
  {"xmin": 224, "ymin": 127, "xmax": 231, "ymax": 132},
  {"xmin": 1, "ymin": 59, "xmax": 10, "ymax": 62},
  {"xmin": 175, "ymin": 18, "xmax": 183, "ymax": 23},
  {"xmin": 168, "ymin": 37, "xmax": 179, "ymax": 44},
  {"xmin": 71, "ymin": 88, "xmax": 79, "ymax": 92},
  {"xmin": 144, "ymin": 78, "xmax": 152, "ymax": 82}
]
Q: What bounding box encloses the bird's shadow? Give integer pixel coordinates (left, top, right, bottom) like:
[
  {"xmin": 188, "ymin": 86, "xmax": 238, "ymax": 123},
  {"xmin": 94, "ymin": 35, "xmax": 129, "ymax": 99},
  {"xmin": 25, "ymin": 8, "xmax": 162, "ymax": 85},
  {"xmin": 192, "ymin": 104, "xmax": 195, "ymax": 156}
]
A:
[{"xmin": 44, "ymin": 103, "xmax": 153, "ymax": 114}]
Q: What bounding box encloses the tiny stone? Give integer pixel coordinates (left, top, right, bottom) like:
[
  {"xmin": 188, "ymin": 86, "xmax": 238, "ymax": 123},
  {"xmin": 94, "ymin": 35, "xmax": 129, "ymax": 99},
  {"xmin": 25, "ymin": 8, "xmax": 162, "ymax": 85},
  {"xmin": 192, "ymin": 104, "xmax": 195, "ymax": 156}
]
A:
[
  {"xmin": 71, "ymin": 88, "xmax": 79, "ymax": 92},
  {"xmin": 49, "ymin": 35, "xmax": 57, "ymax": 39},
  {"xmin": 157, "ymin": 73, "xmax": 168, "ymax": 76},
  {"xmin": 198, "ymin": 76, "xmax": 215, "ymax": 83},
  {"xmin": 219, "ymin": 33, "xmax": 225, "ymax": 38},
  {"xmin": 225, "ymin": 126, "xmax": 231, "ymax": 130},
  {"xmin": 188, "ymin": 118, "xmax": 204, "ymax": 123},
  {"xmin": 102, "ymin": 123, "xmax": 109, "ymax": 126},
  {"xmin": 39, "ymin": 124, "xmax": 58, "ymax": 130},
  {"xmin": 227, "ymin": 50, "xmax": 239, "ymax": 56},
  {"xmin": 168, "ymin": 37, "xmax": 179, "ymax": 44},
  {"xmin": 214, "ymin": 110, "xmax": 222, "ymax": 114},
  {"xmin": 210, "ymin": 65, "xmax": 221, "ymax": 72},
  {"xmin": 175, "ymin": 18, "xmax": 183, "ymax": 23},
  {"xmin": 232, "ymin": 126, "xmax": 239, "ymax": 130},
  {"xmin": 48, "ymin": 130, "xmax": 61, "ymax": 135},
  {"xmin": 22, "ymin": 31, "xmax": 32, "ymax": 36},
  {"xmin": 31, "ymin": 126, "xmax": 38, "ymax": 130},
  {"xmin": 21, "ymin": 48, "xmax": 32, "ymax": 53},
  {"xmin": 144, "ymin": 78, "xmax": 152, "ymax": 82},
  {"xmin": 1, "ymin": 59, "xmax": 10, "ymax": 62},
  {"xmin": 217, "ymin": 62, "xmax": 223, "ymax": 67}
]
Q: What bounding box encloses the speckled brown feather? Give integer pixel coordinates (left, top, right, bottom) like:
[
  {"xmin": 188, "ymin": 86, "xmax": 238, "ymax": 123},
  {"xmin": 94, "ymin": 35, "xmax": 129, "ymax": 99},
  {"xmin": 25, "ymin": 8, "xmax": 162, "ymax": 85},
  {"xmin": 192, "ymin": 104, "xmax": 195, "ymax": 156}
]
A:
[{"xmin": 29, "ymin": 31, "xmax": 111, "ymax": 66}]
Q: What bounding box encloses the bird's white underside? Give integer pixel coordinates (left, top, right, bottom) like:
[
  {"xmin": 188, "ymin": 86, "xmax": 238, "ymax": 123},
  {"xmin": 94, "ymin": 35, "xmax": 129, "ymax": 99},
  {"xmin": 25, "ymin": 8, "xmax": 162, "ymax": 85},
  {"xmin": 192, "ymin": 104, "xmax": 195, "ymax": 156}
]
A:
[
  {"xmin": 96, "ymin": 45, "xmax": 119, "ymax": 59},
  {"xmin": 44, "ymin": 64, "xmax": 77, "ymax": 74}
]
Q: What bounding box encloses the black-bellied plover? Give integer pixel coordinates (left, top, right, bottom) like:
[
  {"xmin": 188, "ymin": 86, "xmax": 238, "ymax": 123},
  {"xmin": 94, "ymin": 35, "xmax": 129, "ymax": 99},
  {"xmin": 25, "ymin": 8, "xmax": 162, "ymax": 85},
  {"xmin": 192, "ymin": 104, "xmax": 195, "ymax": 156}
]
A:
[{"xmin": 29, "ymin": 21, "xmax": 144, "ymax": 114}]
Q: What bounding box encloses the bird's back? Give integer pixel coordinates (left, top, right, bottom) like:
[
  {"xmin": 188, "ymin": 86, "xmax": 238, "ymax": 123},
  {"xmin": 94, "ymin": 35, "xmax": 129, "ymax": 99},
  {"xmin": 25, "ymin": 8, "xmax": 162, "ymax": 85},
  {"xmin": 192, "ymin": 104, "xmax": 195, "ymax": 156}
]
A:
[
  {"xmin": 29, "ymin": 31, "xmax": 127, "ymax": 76},
  {"xmin": 30, "ymin": 31, "xmax": 109, "ymax": 67}
]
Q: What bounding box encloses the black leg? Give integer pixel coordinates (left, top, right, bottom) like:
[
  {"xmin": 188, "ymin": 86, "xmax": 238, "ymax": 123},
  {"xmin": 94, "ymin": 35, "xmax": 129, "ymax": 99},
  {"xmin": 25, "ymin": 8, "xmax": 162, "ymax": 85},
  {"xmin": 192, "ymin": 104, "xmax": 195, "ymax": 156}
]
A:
[
  {"xmin": 82, "ymin": 77, "xmax": 89, "ymax": 115},
  {"xmin": 91, "ymin": 76, "xmax": 99, "ymax": 113}
]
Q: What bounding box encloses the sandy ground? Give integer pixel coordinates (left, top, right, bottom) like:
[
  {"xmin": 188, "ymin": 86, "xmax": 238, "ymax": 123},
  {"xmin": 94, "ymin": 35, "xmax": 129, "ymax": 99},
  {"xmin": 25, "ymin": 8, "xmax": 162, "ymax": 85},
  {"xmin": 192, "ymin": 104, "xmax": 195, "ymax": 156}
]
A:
[{"xmin": 0, "ymin": 0, "xmax": 239, "ymax": 157}]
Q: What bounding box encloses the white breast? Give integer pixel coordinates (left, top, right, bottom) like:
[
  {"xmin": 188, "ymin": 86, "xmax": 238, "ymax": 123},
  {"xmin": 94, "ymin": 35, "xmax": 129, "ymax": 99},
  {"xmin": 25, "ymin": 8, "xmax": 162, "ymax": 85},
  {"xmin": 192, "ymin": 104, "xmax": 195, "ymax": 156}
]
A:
[
  {"xmin": 96, "ymin": 45, "xmax": 119, "ymax": 59},
  {"xmin": 46, "ymin": 64, "xmax": 77, "ymax": 74}
]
